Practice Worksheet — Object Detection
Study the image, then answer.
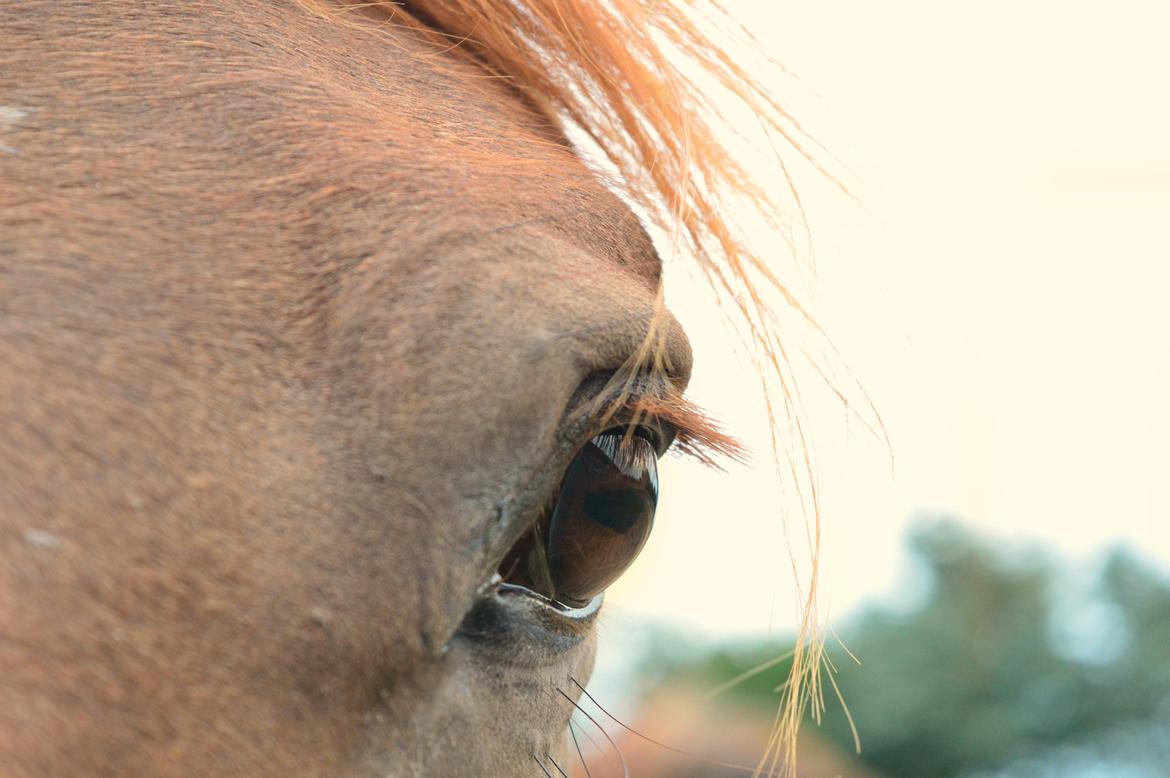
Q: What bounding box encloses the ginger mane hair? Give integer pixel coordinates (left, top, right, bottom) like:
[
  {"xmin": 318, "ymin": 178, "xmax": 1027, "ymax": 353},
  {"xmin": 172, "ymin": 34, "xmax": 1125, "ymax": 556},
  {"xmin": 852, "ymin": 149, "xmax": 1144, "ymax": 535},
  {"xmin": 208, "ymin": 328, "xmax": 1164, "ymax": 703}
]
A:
[{"xmin": 305, "ymin": 0, "xmax": 835, "ymax": 772}]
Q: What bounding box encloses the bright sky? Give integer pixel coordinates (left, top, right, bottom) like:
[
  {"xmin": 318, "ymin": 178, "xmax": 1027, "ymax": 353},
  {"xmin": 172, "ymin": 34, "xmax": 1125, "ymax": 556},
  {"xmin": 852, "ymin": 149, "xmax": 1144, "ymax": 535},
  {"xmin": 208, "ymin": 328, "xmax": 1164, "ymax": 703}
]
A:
[{"xmin": 600, "ymin": 0, "xmax": 1170, "ymax": 644}]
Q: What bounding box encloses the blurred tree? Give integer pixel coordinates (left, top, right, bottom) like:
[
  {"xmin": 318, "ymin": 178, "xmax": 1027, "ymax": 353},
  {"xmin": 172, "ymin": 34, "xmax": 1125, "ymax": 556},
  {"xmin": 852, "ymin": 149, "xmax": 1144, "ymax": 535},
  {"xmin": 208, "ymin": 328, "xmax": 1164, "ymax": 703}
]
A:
[{"xmin": 642, "ymin": 519, "xmax": 1170, "ymax": 778}]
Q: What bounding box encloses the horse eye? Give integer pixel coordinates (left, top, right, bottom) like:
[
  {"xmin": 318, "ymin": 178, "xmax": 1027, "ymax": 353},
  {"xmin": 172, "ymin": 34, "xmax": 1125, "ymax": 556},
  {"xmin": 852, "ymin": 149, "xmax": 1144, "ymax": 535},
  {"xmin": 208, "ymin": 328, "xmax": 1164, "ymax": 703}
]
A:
[{"xmin": 545, "ymin": 429, "xmax": 658, "ymax": 606}]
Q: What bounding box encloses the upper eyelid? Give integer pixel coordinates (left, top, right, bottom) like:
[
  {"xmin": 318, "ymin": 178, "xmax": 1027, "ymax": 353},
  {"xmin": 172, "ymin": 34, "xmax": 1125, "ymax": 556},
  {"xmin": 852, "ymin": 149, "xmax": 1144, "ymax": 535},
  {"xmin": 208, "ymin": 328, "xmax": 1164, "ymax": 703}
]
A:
[
  {"xmin": 578, "ymin": 375, "xmax": 672, "ymax": 446},
  {"xmin": 565, "ymin": 371, "xmax": 743, "ymax": 466},
  {"xmin": 596, "ymin": 414, "xmax": 674, "ymax": 457}
]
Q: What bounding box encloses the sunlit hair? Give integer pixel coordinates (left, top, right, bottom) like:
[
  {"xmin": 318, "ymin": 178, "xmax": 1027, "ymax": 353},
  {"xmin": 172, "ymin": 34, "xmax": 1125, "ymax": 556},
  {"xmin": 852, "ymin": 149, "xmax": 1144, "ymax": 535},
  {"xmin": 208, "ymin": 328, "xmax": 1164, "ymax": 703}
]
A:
[{"xmin": 303, "ymin": 0, "xmax": 843, "ymax": 772}]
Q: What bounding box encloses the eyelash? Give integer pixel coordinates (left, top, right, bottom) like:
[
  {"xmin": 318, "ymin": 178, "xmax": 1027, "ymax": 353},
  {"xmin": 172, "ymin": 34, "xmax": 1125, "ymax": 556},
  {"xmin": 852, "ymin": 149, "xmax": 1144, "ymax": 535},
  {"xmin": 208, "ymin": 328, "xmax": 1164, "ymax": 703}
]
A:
[{"xmin": 594, "ymin": 389, "xmax": 746, "ymax": 469}]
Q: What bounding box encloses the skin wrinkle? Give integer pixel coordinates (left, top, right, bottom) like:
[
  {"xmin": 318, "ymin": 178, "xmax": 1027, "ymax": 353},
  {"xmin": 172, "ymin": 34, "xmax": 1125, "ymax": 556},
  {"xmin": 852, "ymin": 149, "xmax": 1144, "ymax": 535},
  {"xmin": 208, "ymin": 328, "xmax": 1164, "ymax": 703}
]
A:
[{"xmin": 0, "ymin": 1, "xmax": 698, "ymax": 776}]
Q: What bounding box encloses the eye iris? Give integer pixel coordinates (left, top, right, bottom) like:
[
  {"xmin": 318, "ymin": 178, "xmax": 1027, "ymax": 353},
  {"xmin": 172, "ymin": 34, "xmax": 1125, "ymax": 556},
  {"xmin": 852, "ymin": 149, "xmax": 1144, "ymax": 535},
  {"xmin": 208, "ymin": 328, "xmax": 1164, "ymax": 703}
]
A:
[{"xmin": 546, "ymin": 431, "xmax": 658, "ymax": 606}]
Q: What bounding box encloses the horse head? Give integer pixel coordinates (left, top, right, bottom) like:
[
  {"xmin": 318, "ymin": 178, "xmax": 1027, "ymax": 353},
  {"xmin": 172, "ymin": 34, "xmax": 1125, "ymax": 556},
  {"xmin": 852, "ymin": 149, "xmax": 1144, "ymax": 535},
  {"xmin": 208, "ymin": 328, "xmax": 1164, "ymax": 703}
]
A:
[{"xmin": 1, "ymin": 1, "xmax": 808, "ymax": 774}]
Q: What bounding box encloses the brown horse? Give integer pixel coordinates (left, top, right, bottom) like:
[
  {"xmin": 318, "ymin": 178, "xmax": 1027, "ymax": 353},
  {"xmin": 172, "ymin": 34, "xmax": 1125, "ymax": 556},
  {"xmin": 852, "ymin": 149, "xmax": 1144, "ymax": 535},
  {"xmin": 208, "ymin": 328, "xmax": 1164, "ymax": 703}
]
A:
[{"xmin": 1, "ymin": 1, "xmax": 821, "ymax": 774}]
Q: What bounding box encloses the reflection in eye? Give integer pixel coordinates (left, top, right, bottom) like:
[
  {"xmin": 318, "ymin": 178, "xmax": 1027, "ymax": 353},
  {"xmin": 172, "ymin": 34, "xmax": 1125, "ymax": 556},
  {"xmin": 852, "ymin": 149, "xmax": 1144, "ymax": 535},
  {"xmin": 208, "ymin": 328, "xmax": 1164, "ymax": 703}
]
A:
[{"xmin": 545, "ymin": 430, "xmax": 658, "ymax": 606}]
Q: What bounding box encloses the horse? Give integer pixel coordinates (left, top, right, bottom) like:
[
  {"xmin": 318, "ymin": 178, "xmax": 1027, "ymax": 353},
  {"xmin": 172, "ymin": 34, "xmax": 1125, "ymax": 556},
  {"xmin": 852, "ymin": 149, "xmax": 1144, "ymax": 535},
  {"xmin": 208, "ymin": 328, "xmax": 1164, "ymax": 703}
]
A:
[{"xmin": 1, "ymin": 0, "xmax": 823, "ymax": 774}]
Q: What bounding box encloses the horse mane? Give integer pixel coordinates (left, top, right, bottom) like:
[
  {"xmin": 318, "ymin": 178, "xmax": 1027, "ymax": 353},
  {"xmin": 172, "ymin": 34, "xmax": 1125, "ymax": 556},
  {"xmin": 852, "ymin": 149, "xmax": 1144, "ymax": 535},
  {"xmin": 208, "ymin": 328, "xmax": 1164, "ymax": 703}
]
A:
[{"xmin": 303, "ymin": 0, "xmax": 833, "ymax": 772}]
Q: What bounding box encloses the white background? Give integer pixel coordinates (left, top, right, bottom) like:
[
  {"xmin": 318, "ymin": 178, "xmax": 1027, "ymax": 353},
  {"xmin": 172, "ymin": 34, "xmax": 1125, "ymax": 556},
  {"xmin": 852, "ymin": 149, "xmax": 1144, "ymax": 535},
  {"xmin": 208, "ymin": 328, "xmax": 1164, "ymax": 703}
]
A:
[{"xmin": 600, "ymin": 0, "xmax": 1170, "ymax": 645}]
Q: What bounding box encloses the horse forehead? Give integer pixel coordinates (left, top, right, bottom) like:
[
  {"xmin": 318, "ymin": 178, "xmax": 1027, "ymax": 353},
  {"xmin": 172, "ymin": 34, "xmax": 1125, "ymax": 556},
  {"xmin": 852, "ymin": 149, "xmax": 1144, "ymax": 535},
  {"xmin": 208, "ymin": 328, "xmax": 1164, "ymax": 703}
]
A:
[
  {"xmin": 229, "ymin": 2, "xmax": 669, "ymax": 285},
  {"xmin": 250, "ymin": 17, "xmax": 665, "ymax": 286},
  {"xmin": 2, "ymin": 7, "xmax": 666, "ymax": 364},
  {"xmin": 306, "ymin": 48, "xmax": 664, "ymax": 285},
  {"xmin": 4, "ymin": 1, "xmax": 661, "ymax": 285}
]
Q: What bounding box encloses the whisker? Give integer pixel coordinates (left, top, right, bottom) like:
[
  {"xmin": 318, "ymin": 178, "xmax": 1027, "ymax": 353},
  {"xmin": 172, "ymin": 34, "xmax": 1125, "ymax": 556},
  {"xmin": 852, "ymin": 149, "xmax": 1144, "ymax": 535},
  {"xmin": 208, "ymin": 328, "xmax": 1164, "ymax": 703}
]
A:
[
  {"xmin": 555, "ymin": 687, "xmax": 629, "ymax": 778},
  {"xmin": 568, "ymin": 721, "xmax": 594, "ymax": 778},
  {"xmin": 570, "ymin": 678, "xmax": 766, "ymax": 776},
  {"xmin": 533, "ymin": 754, "xmax": 554, "ymax": 778},
  {"xmin": 569, "ymin": 710, "xmax": 610, "ymax": 774},
  {"xmin": 546, "ymin": 753, "xmax": 569, "ymax": 777}
]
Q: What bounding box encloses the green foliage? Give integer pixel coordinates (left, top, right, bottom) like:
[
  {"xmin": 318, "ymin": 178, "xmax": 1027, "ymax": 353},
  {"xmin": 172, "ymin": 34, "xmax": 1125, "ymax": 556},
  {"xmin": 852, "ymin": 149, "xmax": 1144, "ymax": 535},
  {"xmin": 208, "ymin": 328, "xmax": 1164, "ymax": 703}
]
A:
[{"xmin": 646, "ymin": 520, "xmax": 1170, "ymax": 777}]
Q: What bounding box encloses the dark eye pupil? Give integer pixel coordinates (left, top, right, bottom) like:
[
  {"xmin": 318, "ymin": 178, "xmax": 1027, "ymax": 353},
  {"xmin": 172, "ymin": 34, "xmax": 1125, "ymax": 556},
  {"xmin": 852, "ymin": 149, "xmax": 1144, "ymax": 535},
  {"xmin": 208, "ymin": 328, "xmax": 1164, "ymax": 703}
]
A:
[
  {"xmin": 582, "ymin": 489, "xmax": 653, "ymax": 533},
  {"xmin": 546, "ymin": 430, "xmax": 658, "ymax": 605}
]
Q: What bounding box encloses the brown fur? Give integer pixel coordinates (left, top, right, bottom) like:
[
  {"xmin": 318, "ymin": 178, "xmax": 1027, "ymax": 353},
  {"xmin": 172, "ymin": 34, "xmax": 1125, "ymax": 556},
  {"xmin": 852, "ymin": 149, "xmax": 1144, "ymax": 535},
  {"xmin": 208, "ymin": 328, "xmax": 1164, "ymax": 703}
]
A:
[{"xmin": 1, "ymin": 0, "xmax": 813, "ymax": 775}]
